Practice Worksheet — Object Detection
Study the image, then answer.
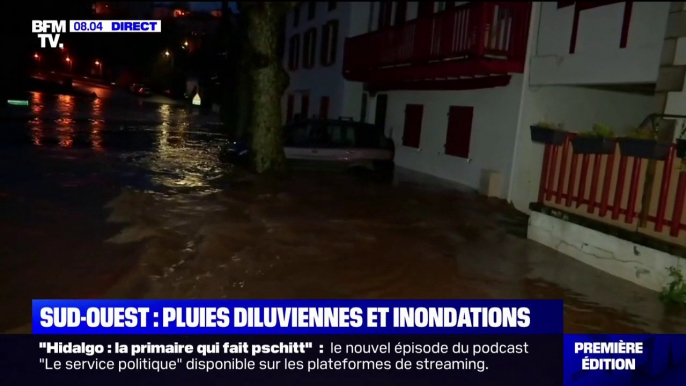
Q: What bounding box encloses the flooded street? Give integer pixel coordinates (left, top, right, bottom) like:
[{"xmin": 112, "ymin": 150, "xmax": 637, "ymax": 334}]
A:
[{"xmin": 1, "ymin": 91, "xmax": 685, "ymax": 334}]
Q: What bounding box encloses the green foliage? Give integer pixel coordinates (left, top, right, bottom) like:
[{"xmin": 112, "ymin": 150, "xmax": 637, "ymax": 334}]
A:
[
  {"xmin": 578, "ymin": 123, "xmax": 615, "ymax": 138},
  {"xmin": 660, "ymin": 267, "xmax": 686, "ymax": 305},
  {"xmin": 627, "ymin": 125, "xmax": 657, "ymax": 140},
  {"xmin": 535, "ymin": 121, "xmax": 564, "ymax": 130}
]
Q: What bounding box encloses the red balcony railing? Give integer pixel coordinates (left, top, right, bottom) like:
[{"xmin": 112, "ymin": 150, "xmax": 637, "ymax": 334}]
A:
[{"xmin": 343, "ymin": 2, "xmax": 531, "ymax": 80}]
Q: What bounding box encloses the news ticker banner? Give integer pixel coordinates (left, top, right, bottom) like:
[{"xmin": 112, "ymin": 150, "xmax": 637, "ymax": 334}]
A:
[
  {"xmin": 32, "ymin": 299, "xmax": 559, "ymax": 334},
  {"xmin": 32, "ymin": 20, "xmax": 162, "ymax": 48},
  {"xmin": 0, "ymin": 300, "xmax": 681, "ymax": 385}
]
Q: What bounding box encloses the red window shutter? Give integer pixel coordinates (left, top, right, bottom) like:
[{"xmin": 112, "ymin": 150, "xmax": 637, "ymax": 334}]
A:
[
  {"xmin": 301, "ymin": 95, "xmax": 310, "ymax": 118},
  {"xmin": 402, "ymin": 104, "xmax": 424, "ymax": 148},
  {"xmin": 286, "ymin": 95, "xmax": 294, "ymax": 122},
  {"xmin": 395, "ymin": 1, "xmax": 407, "ymax": 25},
  {"xmin": 444, "ymin": 106, "xmax": 474, "ymax": 158},
  {"xmin": 319, "ymin": 96, "xmax": 330, "ymax": 119}
]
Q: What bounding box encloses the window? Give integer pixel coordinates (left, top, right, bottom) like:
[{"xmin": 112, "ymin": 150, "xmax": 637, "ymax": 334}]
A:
[
  {"xmin": 308, "ymin": 1, "xmax": 316, "ymax": 20},
  {"xmin": 286, "ymin": 95, "xmax": 295, "ymax": 123},
  {"xmin": 303, "ymin": 28, "xmax": 317, "ymax": 68},
  {"xmin": 301, "ymin": 94, "xmax": 310, "ymax": 118},
  {"xmin": 375, "ymin": 94, "xmax": 388, "ymax": 129},
  {"xmin": 378, "ymin": 1, "xmax": 393, "ymax": 29},
  {"xmin": 444, "ymin": 106, "xmax": 474, "ymax": 158},
  {"xmin": 288, "ymin": 35, "xmax": 300, "ymax": 70},
  {"xmin": 293, "ymin": 5, "xmax": 300, "ymax": 27},
  {"xmin": 360, "ymin": 93, "xmax": 368, "ymax": 123},
  {"xmin": 402, "ymin": 104, "xmax": 423, "ymax": 148},
  {"xmin": 320, "ymin": 20, "xmax": 339, "ymax": 66},
  {"xmin": 367, "ymin": 3, "xmax": 375, "ymax": 32},
  {"xmin": 319, "ymin": 96, "xmax": 330, "ymax": 119},
  {"xmin": 328, "ymin": 1, "xmax": 337, "ymax": 11},
  {"xmin": 417, "ymin": 2, "xmax": 435, "ymax": 18},
  {"xmin": 394, "ymin": 1, "xmax": 407, "ymax": 25}
]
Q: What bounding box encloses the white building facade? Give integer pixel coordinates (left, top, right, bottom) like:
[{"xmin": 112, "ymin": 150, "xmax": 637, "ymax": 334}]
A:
[
  {"xmin": 282, "ymin": 1, "xmax": 369, "ymax": 123},
  {"xmin": 282, "ymin": 1, "xmax": 675, "ymax": 209}
]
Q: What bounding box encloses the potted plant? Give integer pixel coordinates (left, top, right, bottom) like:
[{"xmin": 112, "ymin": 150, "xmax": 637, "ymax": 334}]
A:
[
  {"xmin": 676, "ymin": 122, "xmax": 686, "ymax": 158},
  {"xmin": 571, "ymin": 123, "xmax": 616, "ymax": 154},
  {"xmin": 617, "ymin": 124, "xmax": 671, "ymax": 160},
  {"xmin": 530, "ymin": 121, "xmax": 567, "ymax": 145}
]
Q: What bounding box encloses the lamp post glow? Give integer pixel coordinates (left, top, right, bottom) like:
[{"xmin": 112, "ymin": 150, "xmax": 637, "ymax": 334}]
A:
[
  {"xmin": 65, "ymin": 57, "xmax": 72, "ymax": 72},
  {"xmin": 164, "ymin": 50, "xmax": 174, "ymax": 66},
  {"xmin": 95, "ymin": 60, "xmax": 102, "ymax": 76}
]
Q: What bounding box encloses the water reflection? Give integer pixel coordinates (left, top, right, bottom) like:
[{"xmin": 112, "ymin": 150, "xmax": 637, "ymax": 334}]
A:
[
  {"xmin": 146, "ymin": 104, "xmax": 217, "ymax": 191},
  {"xmin": 30, "ymin": 93, "xmax": 44, "ymax": 146},
  {"xmin": 57, "ymin": 118, "xmax": 74, "ymax": 148},
  {"xmin": 91, "ymin": 98, "xmax": 103, "ymax": 152}
]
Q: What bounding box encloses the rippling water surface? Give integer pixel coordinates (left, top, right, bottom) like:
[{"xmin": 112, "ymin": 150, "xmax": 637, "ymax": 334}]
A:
[{"xmin": 1, "ymin": 91, "xmax": 685, "ymax": 333}]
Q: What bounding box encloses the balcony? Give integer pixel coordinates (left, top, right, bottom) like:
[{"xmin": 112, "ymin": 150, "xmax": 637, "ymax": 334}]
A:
[{"xmin": 343, "ymin": 2, "xmax": 532, "ymax": 91}]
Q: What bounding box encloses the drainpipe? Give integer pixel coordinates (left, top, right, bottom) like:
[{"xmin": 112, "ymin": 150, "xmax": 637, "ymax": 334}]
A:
[{"xmin": 507, "ymin": 2, "xmax": 541, "ymax": 210}]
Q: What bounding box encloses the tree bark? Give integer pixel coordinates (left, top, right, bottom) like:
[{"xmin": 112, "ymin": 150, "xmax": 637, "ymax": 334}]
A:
[{"xmin": 241, "ymin": 2, "xmax": 293, "ymax": 174}]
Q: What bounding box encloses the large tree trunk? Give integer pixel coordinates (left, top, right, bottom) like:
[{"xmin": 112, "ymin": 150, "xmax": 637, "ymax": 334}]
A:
[{"xmin": 242, "ymin": 2, "xmax": 291, "ymax": 174}]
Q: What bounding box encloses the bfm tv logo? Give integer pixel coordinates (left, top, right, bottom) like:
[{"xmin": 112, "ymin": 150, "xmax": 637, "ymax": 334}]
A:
[{"xmin": 32, "ymin": 20, "xmax": 66, "ymax": 48}]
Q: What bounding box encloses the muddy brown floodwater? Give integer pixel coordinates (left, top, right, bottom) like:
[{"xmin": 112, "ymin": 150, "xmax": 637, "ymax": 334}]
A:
[{"xmin": 1, "ymin": 92, "xmax": 686, "ymax": 333}]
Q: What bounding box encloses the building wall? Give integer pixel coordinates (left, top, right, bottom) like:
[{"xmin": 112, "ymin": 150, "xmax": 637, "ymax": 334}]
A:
[
  {"xmin": 282, "ymin": 2, "xmax": 364, "ymax": 122},
  {"xmin": 508, "ymin": 85, "xmax": 655, "ymax": 212},
  {"xmin": 530, "ymin": 2, "xmax": 670, "ymax": 85},
  {"xmin": 384, "ymin": 75, "xmax": 525, "ymax": 199},
  {"xmin": 529, "ymin": 211, "xmax": 678, "ymax": 292}
]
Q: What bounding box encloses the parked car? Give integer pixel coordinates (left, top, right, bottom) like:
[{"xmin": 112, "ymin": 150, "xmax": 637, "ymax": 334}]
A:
[
  {"xmin": 220, "ymin": 119, "xmax": 395, "ymax": 175},
  {"xmin": 130, "ymin": 83, "xmax": 152, "ymax": 96}
]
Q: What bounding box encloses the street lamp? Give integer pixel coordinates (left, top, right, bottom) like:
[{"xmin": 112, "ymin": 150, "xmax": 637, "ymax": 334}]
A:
[
  {"xmin": 95, "ymin": 60, "xmax": 102, "ymax": 76},
  {"xmin": 65, "ymin": 56, "xmax": 72, "ymax": 72},
  {"xmin": 164, "ymin": 50, "xmax": 174, "ymax": 66}
]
